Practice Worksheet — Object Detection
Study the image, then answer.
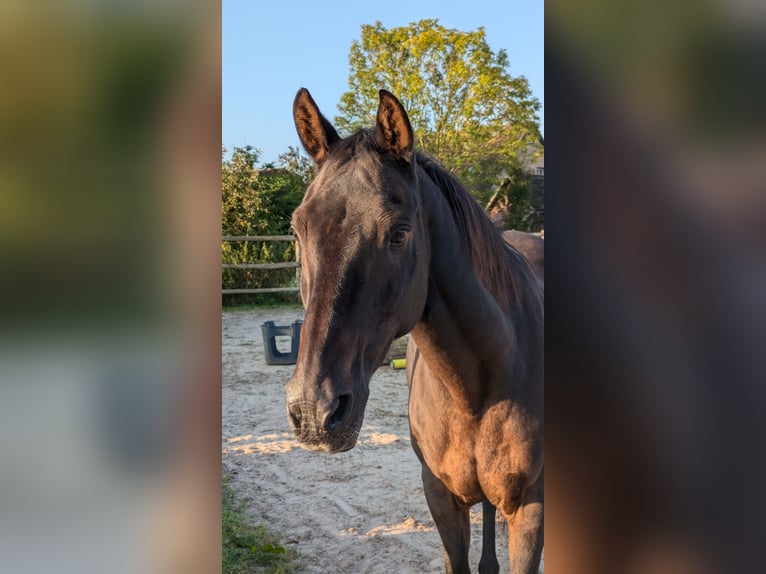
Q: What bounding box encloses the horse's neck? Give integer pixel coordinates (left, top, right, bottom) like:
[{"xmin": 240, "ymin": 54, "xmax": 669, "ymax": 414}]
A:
[{"xmin": 410, "ymin": 181, "xmax": 531, "ymax": 410}]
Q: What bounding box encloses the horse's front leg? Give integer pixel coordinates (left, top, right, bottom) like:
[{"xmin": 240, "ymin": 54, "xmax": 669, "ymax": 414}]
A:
[
  {"xmin": 421, "ymin": 463, "xmax": 470, "ymax": 574},
  {"xmin": 505, "ymin": 478, "xmax": 544, "ymax": 574}
]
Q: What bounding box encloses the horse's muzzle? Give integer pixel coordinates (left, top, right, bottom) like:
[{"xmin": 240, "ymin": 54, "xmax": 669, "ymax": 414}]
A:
[{"xmin": 286, "ymin": 391, "xmax": 358, "ymax": 453}]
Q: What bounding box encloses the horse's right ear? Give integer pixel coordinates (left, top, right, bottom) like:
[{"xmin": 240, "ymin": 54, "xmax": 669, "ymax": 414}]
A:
[
  {"xmin": 376, "ymin": 89, "xmax": 413, "ymax": 162},
  {"xmin": 293, "ymin": 88, "xmax": 340, "ymax": 163}
]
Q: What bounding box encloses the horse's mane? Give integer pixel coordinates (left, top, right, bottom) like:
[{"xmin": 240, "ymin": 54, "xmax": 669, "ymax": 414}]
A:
[{"xmin": 414, "ymin": 151, "xmax": 537, "ymax": 310}]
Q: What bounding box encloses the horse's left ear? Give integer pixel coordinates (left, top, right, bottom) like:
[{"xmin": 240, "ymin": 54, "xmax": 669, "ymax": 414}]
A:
[{"xmin": 376, "ymin": 90, "xmax": 413, "ymax": 162}]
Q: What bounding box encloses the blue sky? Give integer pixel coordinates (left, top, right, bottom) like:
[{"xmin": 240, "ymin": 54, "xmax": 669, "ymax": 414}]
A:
[{"xmin": 223, "ymin": 0, "xmax": 543, "ymax": 164}]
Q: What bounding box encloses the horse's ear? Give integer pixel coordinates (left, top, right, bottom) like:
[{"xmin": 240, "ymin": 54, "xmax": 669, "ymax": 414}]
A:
[
  {"xmin": 293, "ymin": 88, "xmax": 340, "ymax": 163},
  {"xmin": 376, "ymin": 89, "xmax": 413, "ymax": 162}
]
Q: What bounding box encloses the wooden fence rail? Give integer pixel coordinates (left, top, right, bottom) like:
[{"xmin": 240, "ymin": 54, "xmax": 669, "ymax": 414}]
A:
[
  {"xmin": 222, "ymin": 262, "xmax": 300, "ymax": 270},
  {"xmin": 223, "ymin": 230, "xmax": 541, "ymax": 295},
  {"xmin": 222, "ymin": 235, "xmax": 295, "ymax": 241},
  {"xmin": 222, "ymin": 235, "xmax": 300, "ymax": 295}
]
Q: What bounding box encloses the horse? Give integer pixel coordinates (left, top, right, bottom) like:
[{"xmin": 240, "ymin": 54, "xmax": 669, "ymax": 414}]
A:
[
  {"xmin": 285, "ymin": 88, "xmax": 544, "ymax": 574},
  {"xmin": 502, "ymin": 230, "xmax": 544, "ymax": 289}
]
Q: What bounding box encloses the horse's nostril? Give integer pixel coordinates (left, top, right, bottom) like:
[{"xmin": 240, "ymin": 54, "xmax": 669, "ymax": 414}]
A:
[
  {"xmin": 325, "ymin": 394, "xmax": 351, "ymax": 432},
  {"xmin": 287, "ymin": 403, "xmax": 303, "ymax": 430}
]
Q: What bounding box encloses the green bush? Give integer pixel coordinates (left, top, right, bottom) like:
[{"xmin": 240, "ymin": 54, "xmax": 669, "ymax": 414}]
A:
[{"xmin": 222, "ymin": 146, "xmax": 308, "ymax": 301}]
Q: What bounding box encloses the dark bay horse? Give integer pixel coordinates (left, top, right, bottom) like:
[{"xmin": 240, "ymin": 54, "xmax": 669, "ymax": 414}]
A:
[
  {"xmin": 285, "ymin": 88, "xmax": 544, "ymax": 574},
  {"xmin": 503, "ymin": 230, "xmax": 544, "ymax": 289}
]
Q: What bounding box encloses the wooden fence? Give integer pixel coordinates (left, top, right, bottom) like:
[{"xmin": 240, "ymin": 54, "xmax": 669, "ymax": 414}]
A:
[{"xmin": 222, "ymin": 235, "xmax": 300, "ymax": 295}]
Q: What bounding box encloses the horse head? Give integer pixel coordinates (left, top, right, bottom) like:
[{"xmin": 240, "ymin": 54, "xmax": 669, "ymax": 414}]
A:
[{"xmin": 285, "ymin": 88, "xmax": 429, "ymax": 452}]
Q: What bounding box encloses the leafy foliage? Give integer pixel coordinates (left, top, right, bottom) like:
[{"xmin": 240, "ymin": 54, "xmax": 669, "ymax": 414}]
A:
[
  {"xmin": 336, "ymin": 19, "xmax": 543, "ymax": 209},
  {"xmin": 276, "ymin": 146, "xmax": 314, "ymax": 188},
  {"xmin": 222, "ymin": 146, "xmax": 306, "ymax": 300},
  {"xmin": 489, "ymin": 162, "xmax": 544, "ymax": 230},
  {"xmin": 222, "ymin": 146, "xmax": 305, "ymax": 237}
]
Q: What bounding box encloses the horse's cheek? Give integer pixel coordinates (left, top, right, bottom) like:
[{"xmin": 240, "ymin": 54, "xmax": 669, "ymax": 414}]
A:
[
  {"xmin": 410, "ymin": 249, "xmax": 429, "ymax": 305},
  {"xmin": 393, "ymin": 256, "xmax": 427, "ymax": 331}
]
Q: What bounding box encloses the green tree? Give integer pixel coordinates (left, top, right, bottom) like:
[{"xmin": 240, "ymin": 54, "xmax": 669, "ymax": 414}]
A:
[
  {"xmin": 336, "ymin": 19, "xmax": 542, "ymax": 207},
  {"xmin": 277, "ymin": 146, "xmax": 314, "ymax": 187},
  {"xmin": 488, "ymin": 162, "xmax": 542, "ymax": 230}
]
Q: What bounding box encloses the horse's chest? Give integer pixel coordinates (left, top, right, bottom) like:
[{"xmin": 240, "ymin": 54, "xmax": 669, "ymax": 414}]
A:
[
  {"xmin": 434, "ymin": 450, "xmax": 484, "ymax": 505},
  {"xmin": 412, "ymin": 420, "xmax": 484, "ymax": 505},
  {"xmin": 411, "ymin": 403, "xmax": 535, "ymax": 508}
]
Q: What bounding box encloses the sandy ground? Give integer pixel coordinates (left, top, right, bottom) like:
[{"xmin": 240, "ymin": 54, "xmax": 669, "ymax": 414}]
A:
[{"xmin": 222, "ymin": 306, "xmax": 541, "ymax": 573}]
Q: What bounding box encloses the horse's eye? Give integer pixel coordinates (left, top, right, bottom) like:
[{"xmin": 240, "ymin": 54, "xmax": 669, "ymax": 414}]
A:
[{"xmin": 390, "ymin": 225, "xmax": 410, "ymax": 247}]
